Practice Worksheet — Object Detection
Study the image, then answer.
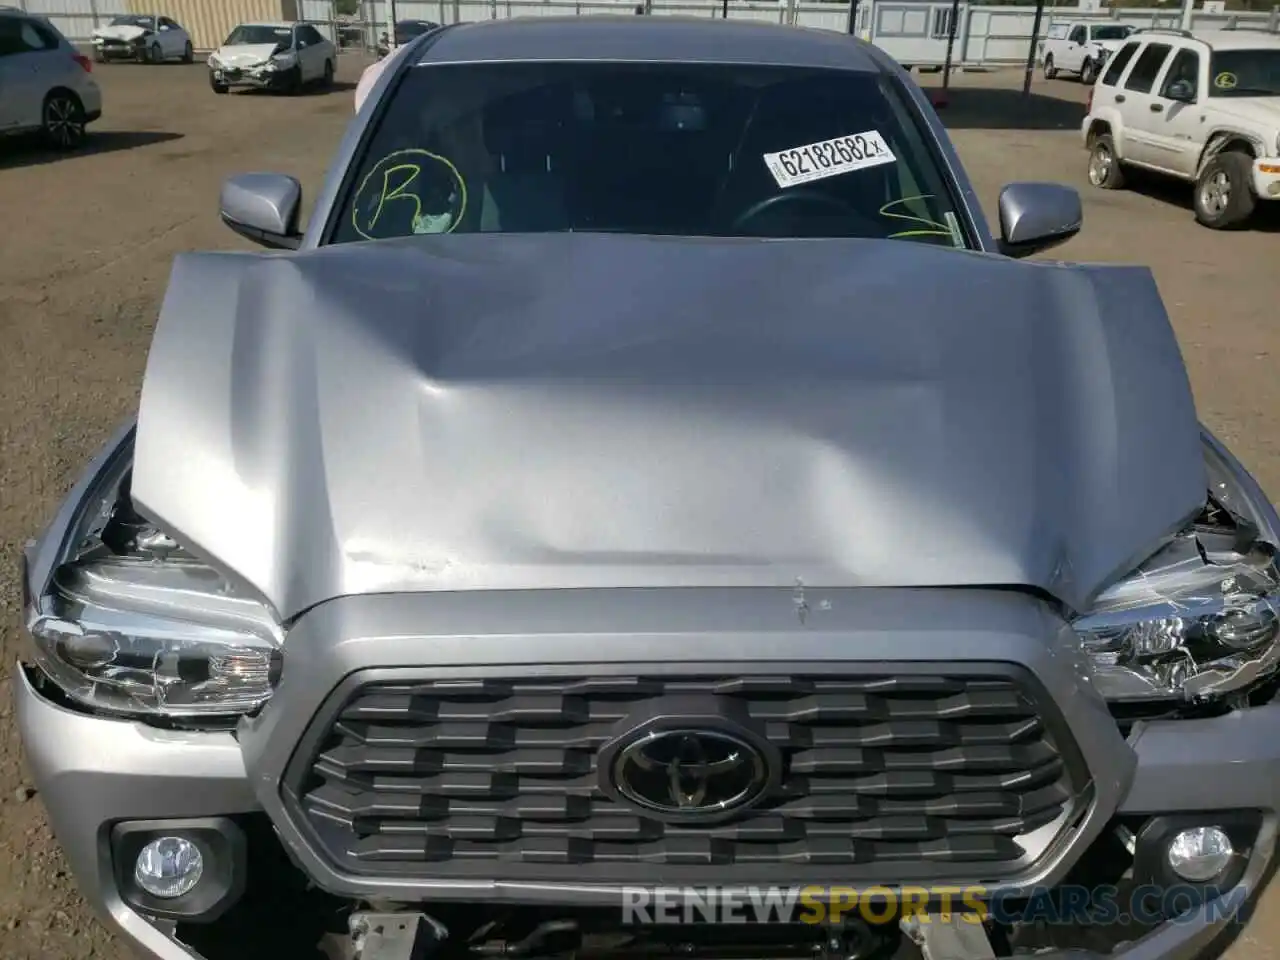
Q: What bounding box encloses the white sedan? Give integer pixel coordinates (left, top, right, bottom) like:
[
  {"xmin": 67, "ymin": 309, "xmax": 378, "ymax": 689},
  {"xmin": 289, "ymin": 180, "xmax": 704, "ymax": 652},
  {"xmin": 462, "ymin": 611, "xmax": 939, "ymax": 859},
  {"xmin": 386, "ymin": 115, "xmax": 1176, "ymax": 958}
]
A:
[
  {"xmin": 208, "ymin": 22, "xmax": 336, "ymax": 94},
  {"xmin": 89, "ymin": 13, "xmax": 193, "ymax": 64}
]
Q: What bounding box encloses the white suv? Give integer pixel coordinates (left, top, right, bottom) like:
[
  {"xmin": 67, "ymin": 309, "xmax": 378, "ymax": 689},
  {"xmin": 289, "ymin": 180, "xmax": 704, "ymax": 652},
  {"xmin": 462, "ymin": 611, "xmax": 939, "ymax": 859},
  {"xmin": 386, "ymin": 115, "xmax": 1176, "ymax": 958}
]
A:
[{"xmin": 1082, "ymin": 28, "xmax": 1280, "ymax": 229}]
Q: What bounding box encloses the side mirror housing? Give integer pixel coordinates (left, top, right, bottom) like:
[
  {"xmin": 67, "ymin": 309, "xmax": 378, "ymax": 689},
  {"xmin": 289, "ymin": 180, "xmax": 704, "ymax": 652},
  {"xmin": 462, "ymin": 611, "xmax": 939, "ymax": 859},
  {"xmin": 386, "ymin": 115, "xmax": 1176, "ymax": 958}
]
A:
[
  {"xmin": 219, "ymin": 173, "xmax": 303, "ymax": 250},
  {"xmin": 996, "ymin": 182, "xmax": 1082, "ymax": 259},
  {"xmin": 1166, "ymin": 79, "xmax": 1196, "ymax": 102}
]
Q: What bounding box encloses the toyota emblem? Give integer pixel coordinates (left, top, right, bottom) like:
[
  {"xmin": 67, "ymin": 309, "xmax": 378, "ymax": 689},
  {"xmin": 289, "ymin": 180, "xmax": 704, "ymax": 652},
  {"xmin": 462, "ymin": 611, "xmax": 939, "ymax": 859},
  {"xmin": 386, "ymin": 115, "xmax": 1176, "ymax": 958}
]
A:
[{"xmin": 611, "ymin": 729, "xmax": 769, "ymax": 818}]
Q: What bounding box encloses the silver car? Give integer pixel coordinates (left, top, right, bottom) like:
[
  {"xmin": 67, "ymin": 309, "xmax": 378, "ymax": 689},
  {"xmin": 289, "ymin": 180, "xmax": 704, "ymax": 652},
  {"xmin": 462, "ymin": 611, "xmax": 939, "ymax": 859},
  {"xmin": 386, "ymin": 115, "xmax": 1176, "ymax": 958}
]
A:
[
  {"xmin": 16, "ymin": 15, "xmax": 1280, "ymax": 960},
  {"xmin": 0, "ymin": 7, "xmax": 102, "ymax": 147}
]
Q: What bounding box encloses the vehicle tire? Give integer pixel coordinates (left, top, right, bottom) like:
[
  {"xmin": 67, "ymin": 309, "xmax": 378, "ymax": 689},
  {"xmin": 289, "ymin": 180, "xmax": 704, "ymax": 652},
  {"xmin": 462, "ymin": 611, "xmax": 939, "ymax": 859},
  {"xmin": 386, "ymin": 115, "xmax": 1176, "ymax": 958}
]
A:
[
  {"xmin": 148, "ymin": 42, "xmax": 162, "ymax": 64},
  {"xmin": 1087, "ymin": 133, "xmax": 1126, "ymax": 190},
  {"xmin": 1043, "ymin": 54, "xmax": 1057, "ymax": 80},
  {"xmin": 42, "ymin": 90, "xmax": 86, "ymax": 150},
  {"xmin": 1194, "ymin": 150, "xmax": 1257, "ymax": 230},
  {"xmin": 322, "ymin": 59, "xmax": 334, "ymax": 87},
  {"xmin": 1080, "ymin": 58, "xmax": 1099, "ymax": 84},
  {"xmin": 182, "ymin": 41, "xmax": 194, "ymax": 63},
  {"xmin": 210, "ymin": 72, "xmax": 229, "ymax": 94}
]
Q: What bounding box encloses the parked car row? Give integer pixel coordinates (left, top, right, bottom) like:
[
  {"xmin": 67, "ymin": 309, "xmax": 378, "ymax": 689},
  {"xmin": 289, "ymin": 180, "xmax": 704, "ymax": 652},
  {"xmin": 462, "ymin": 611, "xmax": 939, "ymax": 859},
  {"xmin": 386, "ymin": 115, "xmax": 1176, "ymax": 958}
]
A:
[
  {"xmin": 1081, "ymin": 26, "xmax": 1280, "ymax": 230},
  {"xmin": 0, "ymin": 8, "xmax": 348, "ymax": 154}
]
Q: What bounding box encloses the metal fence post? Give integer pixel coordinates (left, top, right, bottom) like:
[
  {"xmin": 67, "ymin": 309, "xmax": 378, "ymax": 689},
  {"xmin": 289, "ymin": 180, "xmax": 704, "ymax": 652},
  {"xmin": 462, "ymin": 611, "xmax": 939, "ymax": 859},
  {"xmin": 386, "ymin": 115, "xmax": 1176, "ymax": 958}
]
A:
[
  {"xmin": 941, "ymin": 0, "xmax": 961, "ymax": 90},
  {"xmin": 1023, "ymin": 0, "xmax": 1045, "ymax": 95},
  {"xmin": 1270, "ymin": 4, "xmax": 1279, "ymax": 31}
]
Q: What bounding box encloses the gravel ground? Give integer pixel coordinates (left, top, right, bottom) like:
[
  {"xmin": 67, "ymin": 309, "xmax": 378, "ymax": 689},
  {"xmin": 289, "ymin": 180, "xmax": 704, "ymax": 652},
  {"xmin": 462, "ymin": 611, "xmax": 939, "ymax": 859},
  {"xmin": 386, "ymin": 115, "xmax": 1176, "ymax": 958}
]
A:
[{"xmin": 0, "ymin": 52, "xmax": 1278, "ymax": 960}]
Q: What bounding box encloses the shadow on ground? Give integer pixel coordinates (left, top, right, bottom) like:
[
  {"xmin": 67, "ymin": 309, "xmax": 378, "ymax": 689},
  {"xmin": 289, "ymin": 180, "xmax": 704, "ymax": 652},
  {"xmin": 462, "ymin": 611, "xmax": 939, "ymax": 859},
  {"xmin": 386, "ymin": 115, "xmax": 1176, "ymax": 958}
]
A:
[
  {"xmin": 0, "ymin": 131, "xmax": 183, "ymax": 171},
  {"xmin": 233, "ymin": 81, "xmax": 358, "ymax": 98},
  {"xmin": 935, "ymin": 86, "xmax": 1086, "ymax": 131}
]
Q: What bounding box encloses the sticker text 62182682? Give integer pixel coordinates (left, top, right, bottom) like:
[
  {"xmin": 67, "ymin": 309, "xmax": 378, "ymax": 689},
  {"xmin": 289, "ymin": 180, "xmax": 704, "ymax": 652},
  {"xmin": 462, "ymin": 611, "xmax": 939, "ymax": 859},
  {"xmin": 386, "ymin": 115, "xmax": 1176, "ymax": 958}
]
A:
[{"xmin": 762, "ymin": 130, "xmax": 897, "ymax": 189}]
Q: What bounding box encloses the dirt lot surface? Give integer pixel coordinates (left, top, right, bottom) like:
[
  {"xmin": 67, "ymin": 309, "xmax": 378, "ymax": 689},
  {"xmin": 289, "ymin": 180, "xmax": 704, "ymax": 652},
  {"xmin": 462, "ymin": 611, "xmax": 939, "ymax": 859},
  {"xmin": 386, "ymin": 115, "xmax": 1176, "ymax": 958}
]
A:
[{"xmin": 1, "ymin": 52, "xmax": 1279, "ymax": 960}]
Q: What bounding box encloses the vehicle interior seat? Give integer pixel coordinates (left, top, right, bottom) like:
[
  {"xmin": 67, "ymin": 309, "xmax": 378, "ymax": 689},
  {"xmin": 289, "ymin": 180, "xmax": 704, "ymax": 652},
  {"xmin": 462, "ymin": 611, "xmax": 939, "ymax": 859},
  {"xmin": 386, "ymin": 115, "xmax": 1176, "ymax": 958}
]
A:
[{"xmin": 479, "ymin": 85, "xmax": 571, "ymax": 232}]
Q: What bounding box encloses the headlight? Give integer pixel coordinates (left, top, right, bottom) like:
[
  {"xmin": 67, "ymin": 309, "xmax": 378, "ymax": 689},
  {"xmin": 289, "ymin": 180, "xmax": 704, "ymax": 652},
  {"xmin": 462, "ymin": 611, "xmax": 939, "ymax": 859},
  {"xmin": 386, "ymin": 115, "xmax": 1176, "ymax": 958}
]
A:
[
  {"xmin": 23, "ymin": 429, "xmax": 283, "ymax": 720},
  {"xmin": 268, "ymin": 52, "xmax": 297, "ymax": 69},
  {"xmin": 1073, "ymin": 435, "xmax": 1280, "ymax": 703}
]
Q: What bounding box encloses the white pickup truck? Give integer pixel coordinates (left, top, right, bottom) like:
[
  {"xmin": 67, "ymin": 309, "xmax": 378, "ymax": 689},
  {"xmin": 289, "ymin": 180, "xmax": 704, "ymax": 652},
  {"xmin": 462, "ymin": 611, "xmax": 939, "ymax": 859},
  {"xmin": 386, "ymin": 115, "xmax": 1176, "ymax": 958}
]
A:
[{"xmin": 1043, "ymin": 21, "xmax": 1136, "ymax": 84}]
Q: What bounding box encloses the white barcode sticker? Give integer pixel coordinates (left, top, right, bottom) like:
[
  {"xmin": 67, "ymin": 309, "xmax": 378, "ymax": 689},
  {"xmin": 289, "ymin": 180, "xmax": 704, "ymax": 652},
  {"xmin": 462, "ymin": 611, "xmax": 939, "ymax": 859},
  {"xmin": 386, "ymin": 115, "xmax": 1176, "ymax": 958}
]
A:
[{"xmin": 762, "ymin": 130, "xmax": 897, "ymax": 189}]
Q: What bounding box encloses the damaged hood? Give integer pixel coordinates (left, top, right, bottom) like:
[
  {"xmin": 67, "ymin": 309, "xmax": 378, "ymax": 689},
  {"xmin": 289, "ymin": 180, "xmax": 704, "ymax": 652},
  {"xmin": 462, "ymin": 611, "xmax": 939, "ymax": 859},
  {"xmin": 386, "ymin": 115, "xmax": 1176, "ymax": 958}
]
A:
[
  {"xmin": 92, "ymin": 23, "xmax": 151, "ymax": 41},
  {"xmin": 212, "ymin": 43, "xmax": 282, "ymax": 66},
  {"xmin": 133, "ymin": 234, "xmax": 1206, "ymax": 621}
]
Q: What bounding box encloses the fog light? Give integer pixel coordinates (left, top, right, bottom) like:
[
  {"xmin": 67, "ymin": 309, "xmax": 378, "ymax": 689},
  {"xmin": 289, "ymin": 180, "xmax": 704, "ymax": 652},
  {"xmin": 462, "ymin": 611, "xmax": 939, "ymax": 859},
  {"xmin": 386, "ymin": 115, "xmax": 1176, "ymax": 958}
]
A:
[
  {"xmin": 1167, "ymin": 826, "xmax": 1234, "ymax": 882},
  {"xmin": 134, "ymin": 836, "xmax": 204, "ymax": 899}
]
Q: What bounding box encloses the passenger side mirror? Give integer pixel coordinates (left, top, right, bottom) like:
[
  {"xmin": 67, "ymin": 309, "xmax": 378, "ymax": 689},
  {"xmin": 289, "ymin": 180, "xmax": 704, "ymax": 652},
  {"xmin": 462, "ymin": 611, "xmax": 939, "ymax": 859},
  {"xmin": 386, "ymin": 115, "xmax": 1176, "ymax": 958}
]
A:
[
  {"xmin": 159, "ymin": 23, "xmax": 169, "ymax": 30},
  {"xmin": 996, "ymin": 182, "xmax": 1082, "ymax": 259},
  {"xmin": 1165, "ymin": 79, "xmax": 1196, "ymax": 103},
  {"xmin": 219, "ymin": 173, "xmax": 303, "ymax": 250}
]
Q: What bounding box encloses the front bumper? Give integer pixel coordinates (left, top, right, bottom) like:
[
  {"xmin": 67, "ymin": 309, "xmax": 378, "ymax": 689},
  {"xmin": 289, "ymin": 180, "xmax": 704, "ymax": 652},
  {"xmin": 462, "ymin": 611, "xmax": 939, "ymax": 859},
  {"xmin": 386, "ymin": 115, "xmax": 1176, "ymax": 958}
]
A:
[
  {"xmin": 15, "ymin": 588, "xmax": 1280, "ymax": 960},
  {"xmin": 1250, "ymin": 157, "xmax": 1280, "ymax": 201},
  {"xmin": 91, "ymin": 38, "xmax": 144, "ymax": 58},
  {"xmin": 209, "ymin": 65, "xmax": 293, "ymax": 89}
]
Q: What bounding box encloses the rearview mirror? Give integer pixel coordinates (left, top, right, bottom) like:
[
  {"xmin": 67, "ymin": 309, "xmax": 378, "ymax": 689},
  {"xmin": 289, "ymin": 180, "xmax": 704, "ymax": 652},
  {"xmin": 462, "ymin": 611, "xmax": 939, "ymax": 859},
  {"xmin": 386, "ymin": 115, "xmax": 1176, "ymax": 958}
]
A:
[
  {"xmin": 996, "ymin": 182, "xmax": 1082, "ymax": 259},
  {"xmin": 219, "ymin": 173, "xmax": 303, "ymax": 250}
]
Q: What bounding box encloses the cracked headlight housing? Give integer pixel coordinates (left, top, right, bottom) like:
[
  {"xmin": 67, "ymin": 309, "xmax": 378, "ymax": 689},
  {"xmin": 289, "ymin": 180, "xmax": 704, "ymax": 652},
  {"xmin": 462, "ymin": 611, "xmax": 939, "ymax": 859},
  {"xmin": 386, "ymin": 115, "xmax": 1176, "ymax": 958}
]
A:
[
  {"xmin": 23, "ymin": 426, "xmax": 283, "ymax": 720},
  {"xmin": 1073, "ymin": 435, "xmax": 1280, "ymax": 703},
  {"xmin": 267, "ymin": 51, "xmax": 297, "ymax": 70}
]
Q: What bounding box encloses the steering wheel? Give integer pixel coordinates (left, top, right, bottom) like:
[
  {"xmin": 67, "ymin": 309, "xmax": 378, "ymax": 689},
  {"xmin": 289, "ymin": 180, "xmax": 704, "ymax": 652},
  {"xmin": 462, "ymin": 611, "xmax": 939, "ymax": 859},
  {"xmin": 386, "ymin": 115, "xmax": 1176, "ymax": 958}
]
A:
[{"xmin": 730, "ymin": 188, "xmax": 881, "ymax": 235}]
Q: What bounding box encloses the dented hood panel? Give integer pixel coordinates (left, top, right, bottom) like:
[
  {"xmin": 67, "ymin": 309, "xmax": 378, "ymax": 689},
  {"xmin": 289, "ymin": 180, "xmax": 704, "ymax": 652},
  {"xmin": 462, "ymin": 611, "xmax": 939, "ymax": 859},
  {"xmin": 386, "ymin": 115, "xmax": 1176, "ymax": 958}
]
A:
[{"xmin": 132, "ymin": 234, "xmax": 1206, "ymax": 621}]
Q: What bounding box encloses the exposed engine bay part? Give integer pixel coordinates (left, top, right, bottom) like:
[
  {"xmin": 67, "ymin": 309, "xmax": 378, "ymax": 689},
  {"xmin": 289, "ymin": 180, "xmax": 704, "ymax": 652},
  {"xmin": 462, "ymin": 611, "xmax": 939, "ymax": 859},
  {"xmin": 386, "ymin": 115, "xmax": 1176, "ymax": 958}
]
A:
[
  {"xmin": 349, "ymin": 911, "xmax": 449, "ymax": 960},
  {"xmin": 333, "ymin": 911, "xmax": 902, "ymax": 960},
  {"xmin": 900, "ymin": 914, "xmax": 996, "ymax": 960}
]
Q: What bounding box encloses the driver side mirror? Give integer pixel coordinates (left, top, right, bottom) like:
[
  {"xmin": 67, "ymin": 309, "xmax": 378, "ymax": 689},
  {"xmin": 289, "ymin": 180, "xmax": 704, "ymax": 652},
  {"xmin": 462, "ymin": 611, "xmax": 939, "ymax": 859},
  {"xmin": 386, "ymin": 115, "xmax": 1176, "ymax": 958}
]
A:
[
  {"xmin": 996, "ymin": 182, "xmax": 1082, "ymax": 259},
  {"xmin": 219, "ymin": 173, "xmax": 303, "ymax": 250},
  {"xmin": 1165, "ymin": 79, "xmax": 1196, "ymax": 103}
]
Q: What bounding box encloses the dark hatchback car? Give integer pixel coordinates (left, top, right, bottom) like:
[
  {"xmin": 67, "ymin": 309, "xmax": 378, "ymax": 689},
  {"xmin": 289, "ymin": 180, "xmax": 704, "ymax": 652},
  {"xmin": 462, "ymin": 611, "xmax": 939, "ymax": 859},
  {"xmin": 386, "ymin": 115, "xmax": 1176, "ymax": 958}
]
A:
[
  {"xmin": 377, "ymin": 18, "xmax": 441, "ymax": 56},
  {"xmin": 395, "ymin": 18, "xmax": 441, "ymax": 44}
]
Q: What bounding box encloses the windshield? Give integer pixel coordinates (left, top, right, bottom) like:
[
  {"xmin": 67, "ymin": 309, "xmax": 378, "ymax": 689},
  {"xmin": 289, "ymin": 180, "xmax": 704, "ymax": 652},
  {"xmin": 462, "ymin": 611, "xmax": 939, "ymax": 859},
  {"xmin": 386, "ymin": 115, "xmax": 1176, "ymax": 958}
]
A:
[
  {"xmin": 1092, "ymin": 25, "xmax": 1132, "ymax": 41},
  {"xmin": 224, "ymin": 24, "xmax": 291, "ymax": 46},
  {"xmin": 1210, "ymin": 48, "xmax": 1280, "ymax": 96},
  {"xmin": 109, "ymin": 14, "xmax": 154, "ymax": 27},
  {"xmin": 329, "ymin": 61, "xmax": 971, "ymax": 247}
]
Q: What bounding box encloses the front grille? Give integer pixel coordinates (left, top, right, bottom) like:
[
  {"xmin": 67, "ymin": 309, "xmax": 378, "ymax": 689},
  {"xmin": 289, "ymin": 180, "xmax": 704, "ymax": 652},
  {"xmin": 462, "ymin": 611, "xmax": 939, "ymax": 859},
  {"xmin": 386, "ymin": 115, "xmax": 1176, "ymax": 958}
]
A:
[{"xmin": 287, "ymin": 671, "xmax": 1085, "ymax": 884}]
